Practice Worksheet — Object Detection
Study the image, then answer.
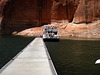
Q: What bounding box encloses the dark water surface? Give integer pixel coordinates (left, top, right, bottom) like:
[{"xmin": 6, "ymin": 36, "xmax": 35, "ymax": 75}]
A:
[
  {"xmin": 45, "ymin": 39, "xmax": 100, "ymax": 75},
  {"xmin": 0, "ymin": 34, "xmax": 34, "ymax": 69},
  {"xmin": 0, "ymin": 34, "xmax": 100, "ymax": 75}
]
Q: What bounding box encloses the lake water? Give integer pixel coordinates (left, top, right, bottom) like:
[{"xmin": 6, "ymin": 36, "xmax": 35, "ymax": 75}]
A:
[
  {"xmin": 45, "ymin": 39, "xmax": 100, "ymax": 75},
  {"xmin": 0, "ymin": 34, "xmax": 34, "ymax": 69},
  {"xmin": 0, "ymin": 34, "xmax": 100, "ymax": 75}
]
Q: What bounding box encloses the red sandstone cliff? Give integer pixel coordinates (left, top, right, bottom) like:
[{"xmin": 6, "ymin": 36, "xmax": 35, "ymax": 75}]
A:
[
  {"xmin": 0, "ymin": 0, "xmax": 100, "ymax": 38},
  {"xmin": 1, "ymin": 0, "xmax": 79, "ymax": 33},
  {"xmin": 73, "ymin": 0, "xmax": 100, "ymax": 24},
  {"xmin": 1, "ymin": 0, "xmax": 53, "ymax": 33},
  {"xmin": 0, "ymin": 0, "xmax": 7, "ymax": 21}
]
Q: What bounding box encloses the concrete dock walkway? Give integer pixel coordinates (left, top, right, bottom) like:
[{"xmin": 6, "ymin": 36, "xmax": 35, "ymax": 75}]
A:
[{"xmin": 0, "ymin": 37, "xmax": 57, "ymax": 75}]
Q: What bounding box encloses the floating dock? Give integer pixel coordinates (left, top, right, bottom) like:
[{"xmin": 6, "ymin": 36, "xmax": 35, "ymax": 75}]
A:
[{"xmin": 0, "ymin": 37, "xmax": 57, "ymax": 75}]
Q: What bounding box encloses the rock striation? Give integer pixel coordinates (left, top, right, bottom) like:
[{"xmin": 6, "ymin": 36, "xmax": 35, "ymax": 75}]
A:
[
  {"xmin": 73, "ymin": 0, "xmax": 100, "ymax": 24},
  {"xmin": 1, "ymin": 0, "xmax": 53, "ymax": 33},
  {"xmin": 0, "ymin": 0, "xmax": 100, "ymax": 38},
  {"xmin": 17, "ymin": 20, "xmax": 100, "ymax": 39},
  {"xmin": 0, "ymin": 0, "xmax": 8, "ymax": 23},
  {"xmin": 1, "ymin": 0, "xmax": 79, "ymax": 33},
  {"xmin": 0, "ymin": 0, "xmax": 7, "ymax": 17}
]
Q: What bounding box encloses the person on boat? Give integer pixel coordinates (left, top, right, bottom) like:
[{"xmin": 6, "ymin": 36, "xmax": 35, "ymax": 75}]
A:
[
  {"xmin": 49, "ymin": 32, "xmax": 54, "ymax": 38},
  {"xmin": 49, "ymin": 32, "xmax": 52, "ymax": 38},
  {"xmin": 44, "ymin": 29, "xmax": 48, "ymax": 34}
]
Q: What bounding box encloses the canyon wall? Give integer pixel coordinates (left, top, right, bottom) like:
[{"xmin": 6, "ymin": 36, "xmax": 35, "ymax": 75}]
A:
[
  {"xmin": 0, "ymin": 0, "xmax": 8, "ymax": 24},
  {"xmin": 1, "ymin": 0, "xmax": 79, "ymax": 33},
  {"xmin": 0, "ymin": 0, "xmax": 7, "ymax": 17},
  {"xmin": 0, "ymin": 0, "xmax": 100, "ymax": 33},
  {"xmin": 51, "ymin": 0, "xmax": 79, "ymax": 22},
  {"xmin": 73, "ymin": 0, "xmax": 100, "ymax": 24},
  {"xmin": 1, "ymin": 0, "xmax": 53, "ymax": 33}
]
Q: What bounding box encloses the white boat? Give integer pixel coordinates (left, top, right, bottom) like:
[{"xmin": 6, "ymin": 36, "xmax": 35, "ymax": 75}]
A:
[
  {"xmin": 43, "ymin": 27, "xmax": 59, "ymax": 41},
  {"xmin": 95, "ymin": 59, "xmax": 100, "ymax": 64}
]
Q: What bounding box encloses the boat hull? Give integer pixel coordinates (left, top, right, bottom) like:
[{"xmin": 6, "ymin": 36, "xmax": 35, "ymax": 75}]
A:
[{"xmin": 43, "ymin": 38, "xmax": 59, "ymax": 42}]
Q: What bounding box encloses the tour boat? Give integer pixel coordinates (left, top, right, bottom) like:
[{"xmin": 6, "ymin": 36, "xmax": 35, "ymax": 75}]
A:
[{"xmin": 43, "ymin": 27, "xmax": 59, "ymax": 41}]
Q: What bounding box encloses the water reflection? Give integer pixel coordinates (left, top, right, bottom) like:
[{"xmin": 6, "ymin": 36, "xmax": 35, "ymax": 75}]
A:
[
  {"xmin": 0, "ymin": 35, "xmax": 34, "ymax": 69},
  {"xmin": 45, "ymin": 39, "xmax": 100, "ymax": 75}
]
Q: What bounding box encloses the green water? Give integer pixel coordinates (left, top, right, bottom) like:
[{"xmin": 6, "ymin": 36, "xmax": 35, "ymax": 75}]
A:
[
  {"xmin": 45, "ymin": 39, "xmax": 100, "ymax": 75},
  {"xmin": 0, "ymin": 34, "xmax": 34, "ymax": 69},
  {"xmin": 0, "ymin": 34, "xmax": 100, "ymax": 75}
]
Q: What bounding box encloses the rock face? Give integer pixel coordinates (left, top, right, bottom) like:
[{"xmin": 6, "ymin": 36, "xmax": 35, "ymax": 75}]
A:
[
  {"xmin": 73, "ymin": 0, "xmax": 100, "ymax": 24},
  {"xmin": 51, "ymin": 0, "xmax": 79, "ymax": 22},
  {"xmin": 0, "ymin": 0, "xmax": 7, "ymax": 21},
  {"xmin": 1, "ymin": 0, "xmax": 53, "ymax": 33},
  {"xmin": 0, "ymin": 0, "xmax": 100, "ymax": 34},
  {"xmin": 16, "ymin": 20, "xmax": 100, "ymax": 39},
  {"xmin": 51, "ymin": 0, "xmax": 67, "ymax": 22},
  {"xmin": 0, "ymin": 0, "xmax": 6, "ymax": 16},
  {"xmin": 1, "ymin": 0, "xmax": 79, "ymax": 33}
]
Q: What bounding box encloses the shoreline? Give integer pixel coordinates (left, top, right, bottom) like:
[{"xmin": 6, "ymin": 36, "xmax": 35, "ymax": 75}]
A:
[
  {"xmin": 1, "ymin": 20, "xmax": 100, "ymax": 40},
  {"xmin": 59, "ymin": 36, "xmax": 100, "ymax": 41},
  {"xmin": 13, "ymin": 34, "xmax": 100, "ymax": 41},
  {"xmin": 14, "ymin": 20, "xmax": 100, "ymax": 39}
]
